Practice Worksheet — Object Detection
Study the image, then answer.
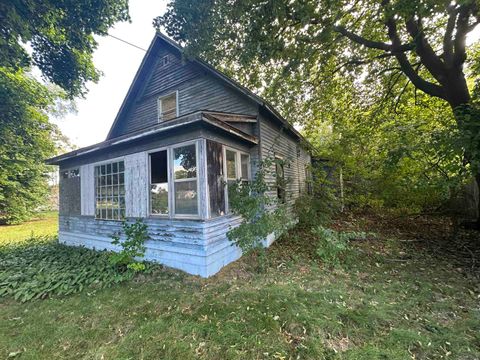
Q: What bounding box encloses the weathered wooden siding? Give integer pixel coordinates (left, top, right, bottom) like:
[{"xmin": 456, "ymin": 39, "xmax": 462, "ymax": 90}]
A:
[
  {"xmin": 80, "ymin": 164, "xmax": 95, "ymax": 216},
  {"xmin": 124, "ymin": 152, "xmax": 149, "ymax": 218},
  {"xmin": 259, "ymin": 114, "xmax": 311, "ymax": 209},
  {"xmin": 59, "ymin": 173, "xmax": 81, "ymax": 215},
  {"xmin": 112, "ymin": 45, "xmax": 258, "ymax": 137}
]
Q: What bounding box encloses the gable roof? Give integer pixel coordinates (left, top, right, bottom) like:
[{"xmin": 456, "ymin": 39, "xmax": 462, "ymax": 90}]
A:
[{"xmin": 106, "ymin": 32, "xmax": 306, "ymax": 143}]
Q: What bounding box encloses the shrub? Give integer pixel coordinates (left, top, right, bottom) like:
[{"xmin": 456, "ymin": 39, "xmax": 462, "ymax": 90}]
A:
[
  {"xmin": 0, "ymin": 235, "xmax": 131, "ymax": 302},
  {"xmin": 227, "ymin": 158, "xmax": 291, "ymax": 269},
  {"xmin": 312, "ymin": 226, "xmax": 367, "ymax": 267},
  {"xmin": 294, "ymin": 164, "xmax": 340, "ymax": 228},
  {"xmin": 110, "ymin": 219, "xmax": 149, "ymax": 272}
]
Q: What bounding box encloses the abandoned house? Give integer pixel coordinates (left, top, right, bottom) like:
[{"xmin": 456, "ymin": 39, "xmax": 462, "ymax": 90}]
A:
[{"xmin": 46, "ymin": 32, "xmax": 311, "ymax": 277}]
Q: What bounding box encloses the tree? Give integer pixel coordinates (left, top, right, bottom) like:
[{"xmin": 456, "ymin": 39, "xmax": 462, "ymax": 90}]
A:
[
  {"xmin": 1, "ymin": 0, "xmax": 130, "ymax": 98},
  {"xmin": 0, "ymin": 1, "xmax": 130, "ymax": 222},
  {"xmin": 0, "ymin": 68, "xmax": 62, "ymax": 224},
  {"xmin": 156, "ymin": 0, "xmax": 480, "ymax": 222}
]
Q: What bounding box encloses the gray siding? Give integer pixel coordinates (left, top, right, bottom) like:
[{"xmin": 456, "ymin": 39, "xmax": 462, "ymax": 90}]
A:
[
  {"xmin": 112, "ymin": 45, "xmax": 258, "ymax": 137},
  {"xmin": 259, "ymin": 114, "xmax": 311, "ymax": 209},
  {"xmin": 59, "ymin": 173, "xmax": 81, "ymax": 215}
]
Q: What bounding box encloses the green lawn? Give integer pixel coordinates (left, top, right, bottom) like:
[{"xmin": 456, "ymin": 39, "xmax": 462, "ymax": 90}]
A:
[
  {"xmin": 0, "ymin": 211, "xmax": 58, "ymax": 245},
  {"xmin": 0, "ymin": 213, "xmax": 479, "ymax": 359}
]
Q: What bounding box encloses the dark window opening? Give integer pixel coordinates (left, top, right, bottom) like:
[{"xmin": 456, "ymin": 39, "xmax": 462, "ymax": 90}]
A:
[
  {"xmin": 276, "ymin": 158, "xmax": 286, "ymax": 203},
  {"xmin": 150, "ymin": 150, "xmax": 169, "ymax": 215},
  {"xmin": 207, "ymin": 140, "xmax": 225, "ymax": 218}
]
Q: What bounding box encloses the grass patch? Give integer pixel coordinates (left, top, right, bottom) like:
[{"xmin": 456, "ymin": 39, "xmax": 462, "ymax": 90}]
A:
[
  {"xmin": 0, "ymin": 211, "xmax": 58, "ymax": 245},
  {"xmin": 0, "ymin": 213, "xmax": 479, "ymax": 359}
]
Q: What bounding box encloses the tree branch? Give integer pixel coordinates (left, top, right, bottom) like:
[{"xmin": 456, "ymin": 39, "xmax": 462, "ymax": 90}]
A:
[
  {"xmin": 333, "ymin": 25, "xmax": 414, "ymax": 53},
  {"xmin": 405, "ymin": 17, "xmax": 447, "ymax": 85},
  {"xmin": 332, "ymin": 52, "xmax": 398, "ymax": 74},
  {"xmin": 453, "ymin": 4, "xmax": 473, "ymax": 66},
  {"xmin": 385, "ymin": 16, "xmax": 446, "ymax": 100},
  {"xmin": 443, "ymin": 4, "xmax": 458, "ymax": 66}
]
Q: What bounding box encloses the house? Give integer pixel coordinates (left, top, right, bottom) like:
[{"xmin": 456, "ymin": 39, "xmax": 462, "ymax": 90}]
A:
[{"xmin": 46, "ymin": 32, "xmax": 311, "ymax": 277}]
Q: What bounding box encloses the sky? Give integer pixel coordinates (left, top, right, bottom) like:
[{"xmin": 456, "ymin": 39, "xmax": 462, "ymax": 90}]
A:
[
  {"xmin": 52, "ymin": 1, "xmax": 480, "ymax": 149},
  {"xmin": 51, "ymin": 0, "xmax": 168, "ymax": 148}
]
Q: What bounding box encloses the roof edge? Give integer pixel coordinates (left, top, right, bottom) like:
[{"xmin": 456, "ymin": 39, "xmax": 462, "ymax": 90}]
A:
[{"xmin": 46, "ymin": 111, "xmax": 258, "ymax": 165}]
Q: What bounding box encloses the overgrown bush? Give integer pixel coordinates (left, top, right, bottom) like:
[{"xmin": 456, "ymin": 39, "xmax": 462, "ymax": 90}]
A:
[
  {"xmin": 0, "ymin": 235, "xmax": 131, "ymax": 302},
  {"xmin": 227, "ymin": 158, "xmax": 292, "ymax": 268},
  {"xmin": 110, "ymin": 219, "xmax": 149, "ymax": 272},
  {"xmin": 312, "ymin": 226, "xmax": 367, "ymax": 267},
  {"xmin": 294, "ymin": 164, "xmax": 340, "ymax": 228}
]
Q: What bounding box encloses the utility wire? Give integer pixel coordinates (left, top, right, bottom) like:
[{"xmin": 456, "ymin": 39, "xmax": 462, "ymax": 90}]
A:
[{"xmin": 107, "ymin": 34, "xmax": 147, "ymax": 52}]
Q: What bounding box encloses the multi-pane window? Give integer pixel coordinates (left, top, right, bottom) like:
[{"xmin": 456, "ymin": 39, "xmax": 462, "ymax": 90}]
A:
[
  {"xmin": 158, "ymin": 92, "xmax": 177, "ymax": 122},
  {"xmin": 95, "ymin": 161, "xmax": 125, "ymax": 220},
  {"xmin": 224, "ymin": 148, "xmax": 251, "ymax": 211},
  {"xmin": 150, "ymin": 150, "xmax": 169, "ymax": 215},
  {"xmin": 173, "ymin": 144, "xmax": 198, "ymax": 215}
]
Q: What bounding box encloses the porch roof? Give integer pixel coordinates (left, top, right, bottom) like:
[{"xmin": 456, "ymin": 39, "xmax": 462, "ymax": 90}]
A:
[{"xmin": 46, "ymin": 111, "xmax": 258, "ymax": 166}]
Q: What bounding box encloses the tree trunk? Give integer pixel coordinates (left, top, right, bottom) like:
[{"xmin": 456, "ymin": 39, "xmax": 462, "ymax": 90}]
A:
[{"xmin": 475, "ymin": 172, "xmax": 480, "ymax": 229}]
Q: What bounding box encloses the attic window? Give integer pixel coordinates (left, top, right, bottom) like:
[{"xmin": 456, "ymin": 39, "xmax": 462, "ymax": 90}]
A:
[
  {"xmin": 158, "ymin": 91, "xmax": 178, "ymax": 122},
  {"xmin": 161, "ymin": 55, "xmax": 170, "ymax": 66}
]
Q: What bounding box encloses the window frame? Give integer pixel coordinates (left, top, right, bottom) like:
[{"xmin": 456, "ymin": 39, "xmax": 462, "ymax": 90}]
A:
[
  {"xmin": 148, "ymin": 146, "xmax": 170, "ymax": 217},
  {"xmin": 275, "ymin": 155, "xmax": 286, "ymax": 204},
  {"xmin": 171, "ymin": 141, "xmax": 200, "ymax": 218},
  {"xmin": 157, "ymin": 90, "xmax": 179, "ymax": 122},
  {"xmin": 93, "ymin": 158, "xmax": 126, "ymax": 221},
  {"xmin": 223, "ymin": 146, "xmax": 251, "ymax": 214},
  {"xmin": 147, "ymin": 140, "xmax": 201, "ymax": 220}
]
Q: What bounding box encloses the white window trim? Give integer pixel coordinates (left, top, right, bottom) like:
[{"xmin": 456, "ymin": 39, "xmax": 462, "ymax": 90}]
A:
[
  {"xmin": 223, "ymin": 146, "xmax": 251, "ymax": 214},
  {"xmin": 93, "ymin": 158, "xmax": 126, "ymax": 221},
  {"xmin": 147, "ymin": 145, "xmax": 170, "ymax": 217},
  {"xmin": 157, "ymin": 90, "xmax": 179, "ymax": 123},
  {"xmin": 147, "ymin": 139, "xmax": 201, "ymax": 220}
]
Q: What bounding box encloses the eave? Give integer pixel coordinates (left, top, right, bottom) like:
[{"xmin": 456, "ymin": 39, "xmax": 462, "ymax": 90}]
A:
[{"xmin": 46, "ymin": 111, "xmax": 258, "ymax": 166}]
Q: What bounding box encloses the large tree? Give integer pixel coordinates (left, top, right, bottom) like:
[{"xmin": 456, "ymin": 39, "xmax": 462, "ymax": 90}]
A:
[
  {"xmin": 0, "ymin": 0, "xmax": 130, "ymax": 223},
  {"xmin": 1, "ymin": 0, "xmax": 130, "ymax": 97},
  {"xmin": 156, "ymin": 0, "xmax": 480, "ymax": 221}
]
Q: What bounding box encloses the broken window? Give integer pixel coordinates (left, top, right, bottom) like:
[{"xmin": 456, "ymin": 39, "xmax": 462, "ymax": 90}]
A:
[{"xmin": 150, "ymin": 150, "xmax": 169, "ymax": 215}]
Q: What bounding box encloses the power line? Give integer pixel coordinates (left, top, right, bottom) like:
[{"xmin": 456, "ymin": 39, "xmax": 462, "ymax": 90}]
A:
[{"xmin": 107, "ymin": 34, "xmax": 147, "ymax": 52}]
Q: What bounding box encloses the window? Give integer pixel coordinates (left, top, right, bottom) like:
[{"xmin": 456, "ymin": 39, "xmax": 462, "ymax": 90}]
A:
[
  {"xmin": 95, "ymin": 161, "xmax": 125, "ymax": 220},
  {"xmin": 173, "ymin": 144, "xmax": 198, "ymax": 215},
  {"xmin": 150, "ymin": 150, "xmax": 169, "ymax": 215},
  {"xmin": 158, "ymin": 92, "xmax": 177, "ymax": 122},
  {"xmin": 275, "ymin": 157, "xmax": 286, "ymax": 203},
  {"xmin": 161, "ymin": 55, "xmax": 170, "ymax": 66},
  {"xmin": 240, "ymin": 154, "xmax": 250, "ymax": 181},
  {"xmin": 224, "ymin": 148, "xmax": 251, "ymax": 211},
  {"xmin": 225, "ymin": 149, "xmax": 237, "ymax": 188}
]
